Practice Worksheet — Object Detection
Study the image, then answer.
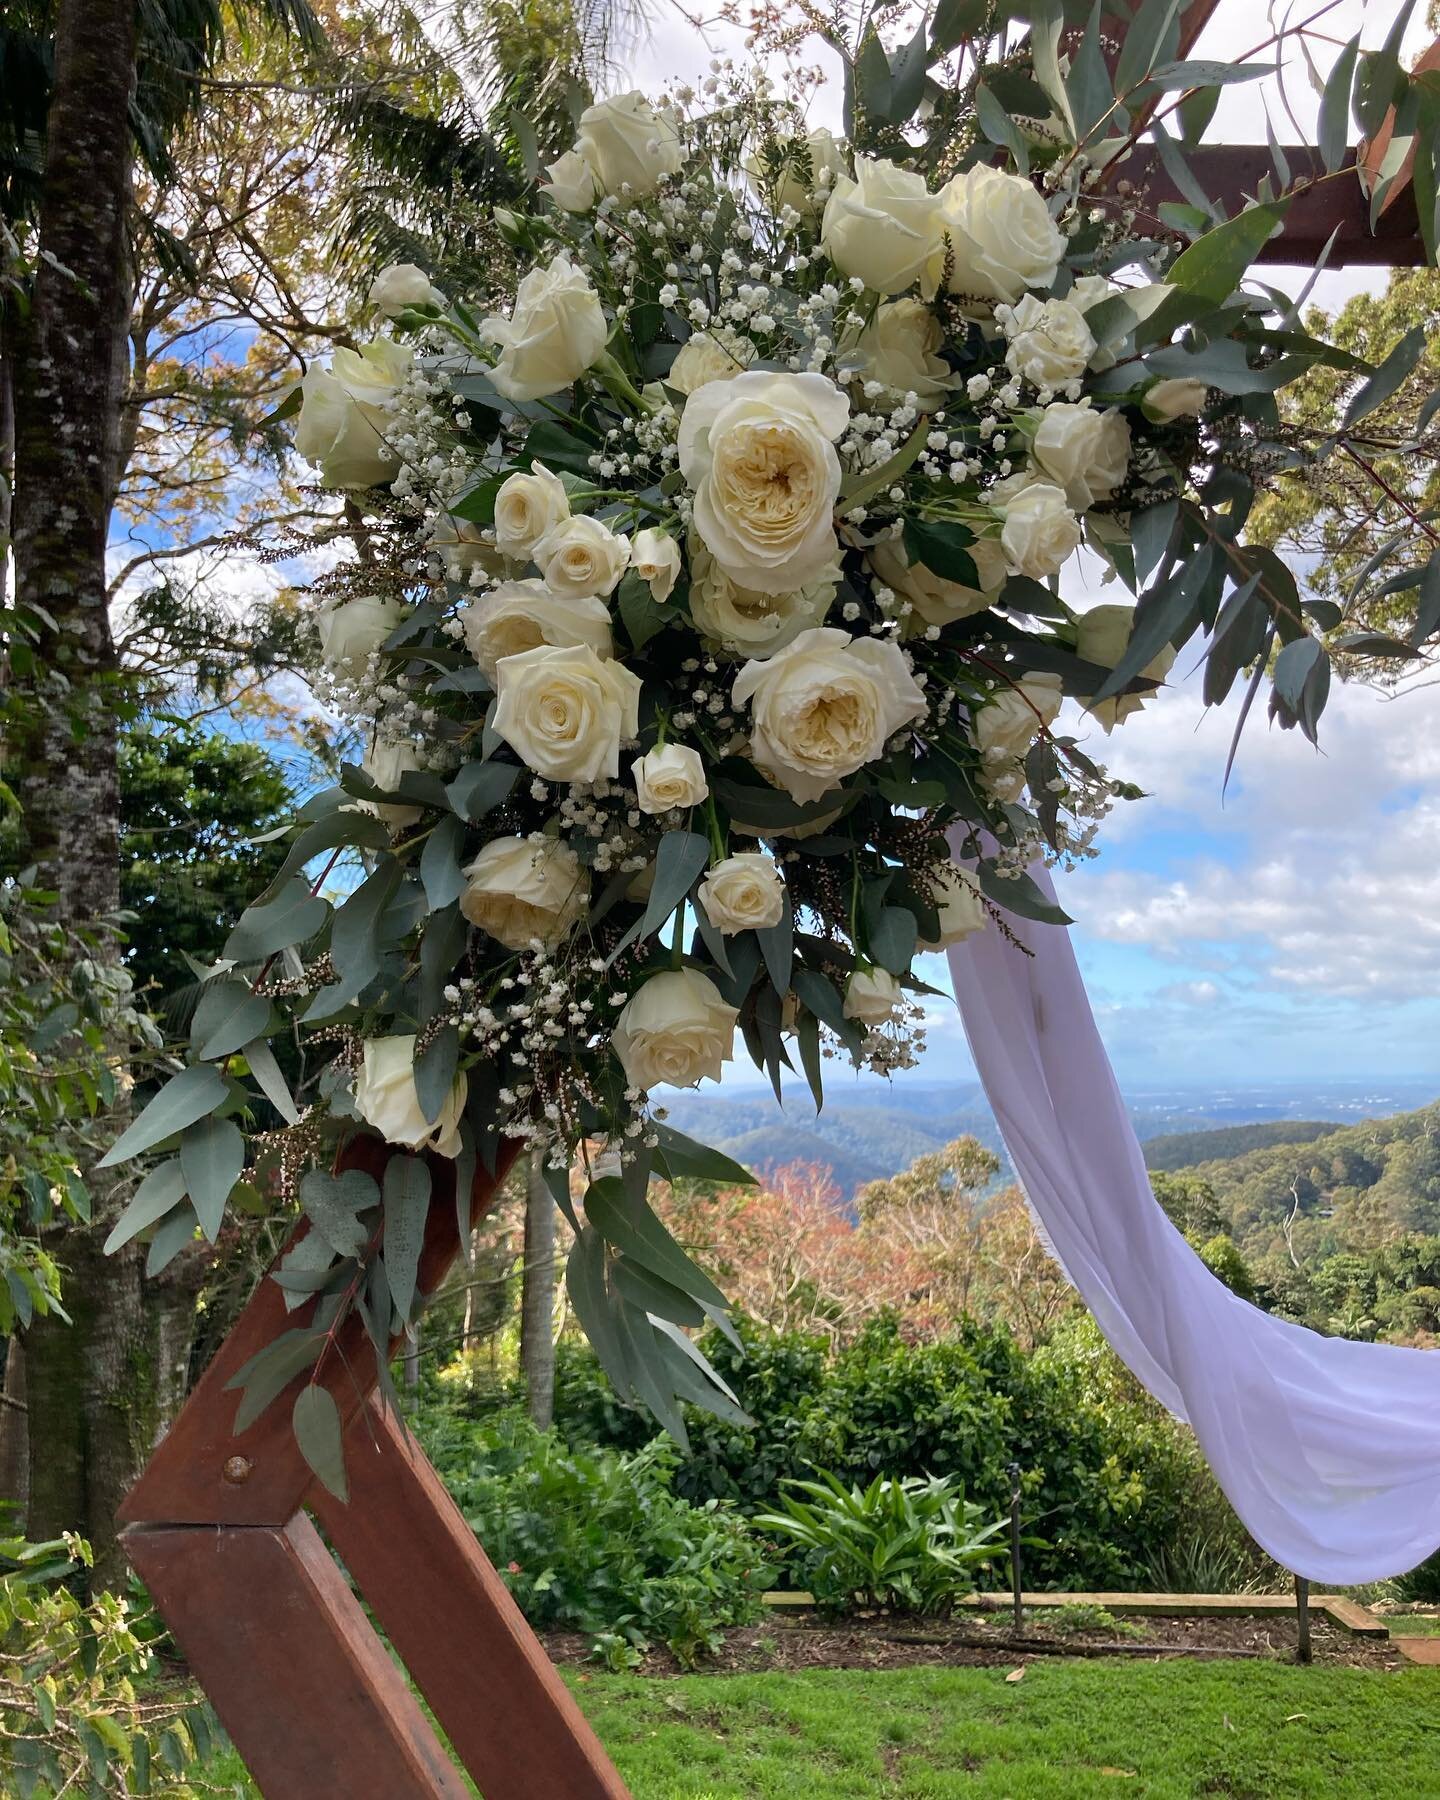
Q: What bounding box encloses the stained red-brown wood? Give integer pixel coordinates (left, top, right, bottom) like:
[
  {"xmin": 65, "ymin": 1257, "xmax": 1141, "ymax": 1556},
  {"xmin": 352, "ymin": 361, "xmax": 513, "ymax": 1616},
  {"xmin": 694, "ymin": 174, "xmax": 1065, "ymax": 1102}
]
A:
[
  {"xmin": 120, "ymin": 1137, "xmax": 518, "ymax": 1528},
  {"xmin": 121, "ymin": 1130, "xmax": 633, "ymax": 1799},
  {"xmin": 311, "ymin": 1397, "xmax": 630, "ymax": 1800},
  {"xmin": 124, "ymin": 1516, "xmax": 469, "ymax": 1800}
]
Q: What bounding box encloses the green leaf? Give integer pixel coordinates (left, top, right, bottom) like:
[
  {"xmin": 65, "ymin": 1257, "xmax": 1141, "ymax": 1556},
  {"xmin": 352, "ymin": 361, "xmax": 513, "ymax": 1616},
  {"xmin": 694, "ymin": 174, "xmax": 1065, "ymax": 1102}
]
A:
[
  {"xmin": 1025, "ymin": 0, "xmax": 1075, "ymax": 137},
  {"xmin": 446, "ymin": 760, "xmax": 519, "ymax": 822},
  {"xmin": 903, "ymin": 517, "xmax": 979, "ymax": 590},
  {"xmin": 1320, "ymin": 33, "xmax": 1360, "ymax": 172},
  {"xmin": 520, "ymin": 419, "xmax": 598, "ymax": 475},
  {"xmin": 103, "ymin": 1160, "xmax": 187, "ymax": 1254},
  {"xmin": 929, "ymin": 0, "xmax": 989, "ymax": 55},
  {"xmin": 243, "ymin": 1035, "xmax": 300, "ymax": 1125},
  {"xmin": 840, "ymin": 416, "xmax": 931, "ymax": 510},
  {"xmin": 1343, "ymin": 325, "xmax": 1426, "ymax": 427},
  {"xmin": 756, "ymin": 900, "xmax": 794, "ymax": 994},
  {"xmin": 300, "ymin": 1168, "xmax": 377, "ymax": 1257},
  {"xmin": 611, "ymin": 1255, "xmax": 706, "ymax": 1327},
  {"xmin": 650, "ymin": 1119, "xmax": 756, "ymax": 1186},
  {"xmin": 180, "ymin": 1115, "xmax": 244, "ymax": 1241},
  {"xmin": 1147, "ymin": 60, "xmax": 1270, "ymax": 89},
  {"xmin": 583, "ymin": 1177, "xmax": 730, "ymax": 1309},
  {"xmin": 566, "ymin": 1226, "xmax": 633, "ymax": 1397},
  {"xmin": 636, "ymin": 829, "xmax": 710, "ymax": 944},
  {"xmin": 974, "ymin": 84, "xmax": 1030, "ymax": 173},
  {"xmin": 414, "ymin": 1025, "xmax": 460, "ymax": 1125},
  {"xmin": 617, "ymin": 569, "xmax": 670, "ymax": 651},
  {"xmin": 1090, "ymin": 553, "xmax": 1210, "ymax": 703},
  {"xmin": 869, "ymin": 905, "xmax": 917, "ymax": 976},
  {"xmin": 1069, "ymin": 1, "xmax": 1119, "ymax": 145},
  {"xmin": 226, "ymin": 1327, "xmax": 323, "ymax": 1432},
  {"xmin": 257, "ymin": 809, "xmax": 391, "ymax": 902},
  {"xmin": 98, "ymin": 1063, "xmax": 228, "ymax": 1168},
  {"xmin": 419, "ymin": 905, "xmax": 467, "ymax": 1019},
  {"xmin": 1131, "ymin": 499, "xmax": 1178, "ymax": 585},
  {"xmin": 855, "ymin": 26, "xmax": 891, "ymax": 122},
  {"xmin": 886, "ymin": 17, "xmax": 930, "ymax": 123},
  {"xmin": 146, "ymin": 1203, "xmax": 199, "ymax": 1277},
  {"xmin": 383, "ymin": 1154, "xmax": 432, "ymax": 1324},
  {"xmin": 223, "ymin": 878, "xmax": 328, "ymax": 964},
  {"xmin": 975, "ymin": 864, "xmax": 1072, "ymax": 927},
  {"xmin": 1114, "ymin": 0, "xmax": 1182, "ymax": 96},
  {"xmin": 1151, "ymin": 200, "xmax": 1288, "ymax": 325},
  {"xmin": 420, "ymin": 814, "xmax": 468, "ymax": 909},
  {"xmin": 293, "ymin": 1385, "xmax": 348, "ymax": 1503},
  {"xmin": 192, "ymin": 979, "xmax": 272, "ymax": 1061}
]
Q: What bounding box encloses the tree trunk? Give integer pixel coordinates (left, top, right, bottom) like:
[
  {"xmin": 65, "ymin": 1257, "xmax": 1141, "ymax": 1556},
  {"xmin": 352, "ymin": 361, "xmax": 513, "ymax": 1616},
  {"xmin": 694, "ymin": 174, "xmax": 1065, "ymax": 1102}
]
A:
[
  {"xmin": 0, "ymin": 1338, "xmax": 28, "ymax": 1518},
  {"xmin": 10, "ymin": 0, "xmax": 143, "ymax": 1590},
  {"xmin": 520, "ymin": 1153, "xmax": 557, "ymax": 1432}
]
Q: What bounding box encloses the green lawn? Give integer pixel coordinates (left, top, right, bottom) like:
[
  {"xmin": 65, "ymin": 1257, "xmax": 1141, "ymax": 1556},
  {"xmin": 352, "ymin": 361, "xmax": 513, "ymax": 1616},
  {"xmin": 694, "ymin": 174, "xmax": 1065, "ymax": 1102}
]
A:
[{"xmin": 204, "ymin": 1658, "xmax": 1440, "ymax": 1798}]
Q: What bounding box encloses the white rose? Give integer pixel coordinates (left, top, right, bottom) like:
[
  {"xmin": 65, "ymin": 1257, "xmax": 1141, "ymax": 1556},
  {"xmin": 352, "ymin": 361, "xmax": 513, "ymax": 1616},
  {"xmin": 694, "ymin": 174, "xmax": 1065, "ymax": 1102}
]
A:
[
  {"xmin": 361, "ymin": 737, "xmax": 424, "ymax": 829},
  {"xmin": 632, "ymin": 744, "xmax": 709, "ymax": 814},
  {"xmin": 459, "ymin": 835, "xmax": 587, "ymax": 949},
  {"xmin": 844, "ymin": 966, "xmax": 903, "ymax": 1026},
  {"xmin": 678, "ymin": 371, "xmax": 848, "ymax": 595},
  {"xmin": 749, "ymin": 126, "xmax": 846, "ymax": 216},
  {"xmin": 922, "ymin": 866, "xmax": 987, "ymax": 948},
  {"xmin": 481, "ymin": 252, "xmax": 608, "ymax": 403},
  {"xmin": 317, "ymin": 594, "xmax": 402, "ymax": 672},
  {"xmin": 612, "ymin": 969, "xmax": 738, "ymax": 1090},
  {"xmin": 492, "ymin": 641, "xmax": 641, "ymax": 783},
  {"xmin": 368, "ymin": 263, "xmax": 442, "ymax": 316},
  {"xmin": 461, "ymin": 579, "xmax": 614, "ymax": 679},
  {"xmin": 929, "ymin": 165, "xmax": 1065, "ymax": 304},
  {"xmin": 668, "ymin": 333, "xmax": 757, "ymax": 396},
  {"xmin": 1143, "ymin": 377, "xmax": 1209, "ymax": 423},
  {"xmin": 848, "ymin": 299, "xmax": 950, "ymax": 405},
  {"xmin": 999, "ymin": 482, "xmax": 1082, "ymax": 579},
  {"xmin": 293, "ymin": 341, "xmax": 412, "ymax": 488},
  {"xmin": 541, "ymin": 148, "xmax": 600, "ymax": 213},
  {"xmin": 1032, "ymin": 402, "xmax": 1132, "ymax": 511},
  {"xmin": 822, "ymin": 156, "xmax": 939, "ymax": 295},
  {"xmin": 975, "ymin": 674, "xmax": 1064, "ymax": 801},
  {"xmin": 732, "ymin": 625, "xmax": 928, "ymax": 802},
  {"xmin": 575, "ymin": 92, "xmax": 684, "ymax": 197},
  {"xmin": 1075, "ymin": 602, "xmax": 1176, "ymax": 732},
  {"xmin": 1000, "ymin": 294, "xmax": 1097, "ymax": 391},
  {"xmin": 869, "ymin": 533, "xmax": 1007, "ymax": 631},
  {"xmin": 429, "ymin": 512, "xmax": 504, "ymax": 582},
  {"xmin": 688, "ymin": 540, "xmax": 838, "ymax": 658},
  {"xmin": 534, "ymin": 514, "xmax": 630, "ymax": 599},
  {"xmin": 698, "ymin": 852, "xmax": 785, "ymax": 935},
  {"xmin": 494, "ymin": 463, "xmax": 571, "ymax": 560},
  {"xmin": 354, "ymin": 1034, "xmax": 467, "ymax": 1161},
  {"xmin": 630, "ymin": 528, "xmax": 681, "ymax": 602}
]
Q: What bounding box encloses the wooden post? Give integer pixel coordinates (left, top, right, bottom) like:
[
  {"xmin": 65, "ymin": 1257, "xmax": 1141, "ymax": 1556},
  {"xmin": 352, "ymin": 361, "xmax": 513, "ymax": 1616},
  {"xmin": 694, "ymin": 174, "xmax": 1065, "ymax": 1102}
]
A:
[
  {"xmin": 120, "ymin": 1134, "xmax": 631, "ymax": 1800},
  {"xmin": 1296, "ymin": 1575, "xmax": 1312, "ymax": 1664},
  {"xmin": 1007, "ymin": 1461, "xmax": 1025, "ymax": 1636}
]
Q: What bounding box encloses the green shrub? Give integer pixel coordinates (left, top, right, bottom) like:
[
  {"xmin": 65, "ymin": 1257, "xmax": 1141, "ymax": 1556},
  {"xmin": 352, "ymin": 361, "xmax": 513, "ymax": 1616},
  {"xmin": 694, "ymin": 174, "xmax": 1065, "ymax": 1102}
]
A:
[
  {"xmin": 1392, "ymin": 1548, "xmax": 1440, "ymax": 1605},
  {"xmin": 753, "ymin": 1472, "xmax": 1009, "ymax": 1614},
  {"xmin": 418, "ymin": 1408, "xmax": 773, "ymax": 1665}
]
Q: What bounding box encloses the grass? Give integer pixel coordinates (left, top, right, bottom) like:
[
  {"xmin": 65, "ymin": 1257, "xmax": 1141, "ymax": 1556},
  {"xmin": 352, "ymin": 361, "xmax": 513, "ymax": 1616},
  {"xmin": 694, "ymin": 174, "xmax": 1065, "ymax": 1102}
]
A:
[{"xmin": 201, "ymin": 1658, "xmax": 1440, "ymax": 1797}]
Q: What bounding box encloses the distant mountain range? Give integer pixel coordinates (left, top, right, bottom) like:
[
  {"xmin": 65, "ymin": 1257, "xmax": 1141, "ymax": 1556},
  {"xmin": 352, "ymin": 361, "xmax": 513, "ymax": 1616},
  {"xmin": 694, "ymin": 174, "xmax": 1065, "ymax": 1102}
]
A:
[{"xmin": 663, "ymin": 1078, "xmax": 1440, "ymax": 1199}]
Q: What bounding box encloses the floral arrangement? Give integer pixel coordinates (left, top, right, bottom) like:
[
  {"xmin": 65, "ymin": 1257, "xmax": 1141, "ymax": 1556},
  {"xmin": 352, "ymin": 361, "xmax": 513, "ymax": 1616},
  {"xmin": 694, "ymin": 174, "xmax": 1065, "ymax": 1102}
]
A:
[{"xmin": 101, "ymin": 13, "xmax": 1440, "ymax": 1490}]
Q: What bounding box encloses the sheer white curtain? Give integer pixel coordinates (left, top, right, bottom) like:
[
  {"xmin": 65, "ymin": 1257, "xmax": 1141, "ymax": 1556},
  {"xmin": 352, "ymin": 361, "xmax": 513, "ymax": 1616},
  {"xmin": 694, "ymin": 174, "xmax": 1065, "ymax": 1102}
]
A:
[{"xmin": 946, "ymin": 844, "xmax": 1440, "ymax": 1583}]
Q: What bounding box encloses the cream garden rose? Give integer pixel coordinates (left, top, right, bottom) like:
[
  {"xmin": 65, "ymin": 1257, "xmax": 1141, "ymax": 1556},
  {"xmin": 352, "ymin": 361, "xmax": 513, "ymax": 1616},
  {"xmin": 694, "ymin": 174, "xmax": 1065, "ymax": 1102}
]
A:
[
  {"xmin": 534, "ymin": 514, "xmax": 630, "ymax": 599},
  {"xmin": 461, "ymin": 580, "xmax": 613, "ymax": 679},
  {"xmin": 293, "ymin": 340, "xmax": 412, "ymax": 488},
  {"xmin": 821, "ymin": 156, "xmax": 938, "ymax": 295},
  {"xmin": 849, "ymin": 299, "xmax": 950, "ymax": 405},
  {"xmin": 975, "ymin": 673, "xmax": 1064, "ymax": 801},
  {"xmin": 361, "ymin": 737, "xmax": 424, "ymax": 829},
  {"xmin": 929, "ymin": 165, "xmax": 1064, "ymax": 304},
  {"xmin": 1000, "ymin": 295, "xmax": 1097, "ymax": 389},
  {"xmin": 869, "ymin": 533, "xmax": 1007, "ymax": 630},
  {"xmin": 575, "ymin": 92, "xmax": 684, "ymax": 196},
  {"xmin": 494, "ymin": 463, "xmax": 570, "ymax": 560},
  {"xmin": 1075, "ymin": 602, "xmax": 1176, "ymax": 730},
  {"xmin": 732, "ymin": 625, "xmax": 928, "ymax": 802},
  {"xmin": 492, "ymin": 641, "xmax": 641, "ymax": 782},
  {"xmin": 459, "ymin": 835, "xmax": 587, "ymax": 948},
  {"xmin": 688, "ymin": 541, "xmax": 838, "ymax": 658},
  {"xmin": 430, "ymin": 513, "xmax": 504, "ymax": 583},
  {"xmin": 317, "ymin": 594, "xmax": 402, "ymax": 672},
  {"xmin": 481, "ymin": 252, "xmax": 607, "ymax": 402},
  {"xmin": 632, "ymin": 744, "xmax": 708, "ymax": 813},
  {"xmin": 612, "ymin": 969, "xmax": 738, "ymax": 1090},
  {"xmin": 668, "ymin": 332, "xmax": 757, "ymax": 396},
  {"xmin": 678, "ymin": 371, "xmax": 847, "ymax": 595},
  {"xmin": 999, "ymin": 481, "xmax": 1083, "ymax": 578},
  {"xmin": 540, "ymin": 148, "xmax": 599, "ymax": 213},
  {"xmin": 630, "ymin": 528, "xmax": 681, "ymax": 601},
  {"xmin": 922, "ymin": 866, "xmax": 987, "ymax": 948},
  {"xmin": 844, "ymin": 966, "xmax": 903, "ymax": 1026},
  {"xmin": 1032, "ymin": 402, "xmax": 1132, "ymax": 511},
  {"xmin": 750, "ymin": 126, "xmax": 846, "ymax": 217},
  {"xmin": 368, "ymin": 262, "xmax": 442, "ymax": 316},
  {"xmin": 1143, "ymin": 377, "xmax": 1209, "ymax": 422},
  {"xmin": 698, "ymin": 852, "xmax": 785, "ymax": 935},
  {"xmin": 354, "ymin": 1035, "xmax": 467, "ymax": 1160}
]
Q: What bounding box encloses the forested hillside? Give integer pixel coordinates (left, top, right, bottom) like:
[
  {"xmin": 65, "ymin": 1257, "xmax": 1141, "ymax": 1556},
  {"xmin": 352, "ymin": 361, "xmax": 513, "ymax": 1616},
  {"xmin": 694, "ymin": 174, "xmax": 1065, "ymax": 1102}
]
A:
[{"xmin": 1142, "ymin": 1120, "xmax": 1339, "ymax": 1172}]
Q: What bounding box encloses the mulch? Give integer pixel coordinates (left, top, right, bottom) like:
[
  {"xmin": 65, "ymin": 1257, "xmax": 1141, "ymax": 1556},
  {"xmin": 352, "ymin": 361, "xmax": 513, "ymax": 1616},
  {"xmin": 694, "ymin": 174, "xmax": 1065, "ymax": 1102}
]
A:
[{"xmin": 541, "ymin": 1607, "xmax": 1409, "ymax": 1677}]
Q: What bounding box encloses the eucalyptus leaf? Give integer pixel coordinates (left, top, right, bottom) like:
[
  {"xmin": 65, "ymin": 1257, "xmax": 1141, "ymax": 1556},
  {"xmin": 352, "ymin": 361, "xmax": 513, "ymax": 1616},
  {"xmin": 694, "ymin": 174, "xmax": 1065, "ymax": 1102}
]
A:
[
  {"xmin": 98, "ymin": 1063, "xmax": 229, "ymax": 1169},
  {"xmin": 583, "ymin": 1177, "xmax": 730, "ymax": 1309},
  {"xmin": 293, "ymin": 1385, "xmax": 348, "ymax": 1502},
  {"xmin": 299, "ymin": 1168, "xmax": 377, "ymax": 1258},
  {"xmin": 420, "ymin": 814, "xmax": 468, "ymax": 910},
  {"xmin": 243, "ymin": 1035, "xmax": 300, "ymax": 1125},
  {"xmin": 383, "ymin": 1154, "xmax": 432, "ymax": 1324},
  {"xmin": 192, "ymin": 979, "xmax": 272, "ymax": 1061},
  {"xmin": 976, "ymin": 863, "xmax": 1071, "ymax": 927},
  {"xmin": 414, "ymin": 1024, "xmax": 460, "ymax": 1126},
  {"xmin": 223, "ymin": 878, "xmax": 328, "ymax": 965},
  {"xmin": 103, "ymin": 1160, "xmax": 187, "ymax": 1254},
  {"xmin": 179, "ymin": 1115, "xmax": 244, "ymax": 1241}
]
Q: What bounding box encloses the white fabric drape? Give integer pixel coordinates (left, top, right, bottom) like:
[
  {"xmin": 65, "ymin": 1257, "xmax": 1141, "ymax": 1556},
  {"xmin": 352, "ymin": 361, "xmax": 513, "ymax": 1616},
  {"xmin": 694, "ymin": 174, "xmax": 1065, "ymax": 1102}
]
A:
[{"xmin": 946, "ymin": 847, "xmax": 1440, "ymax": 1583}]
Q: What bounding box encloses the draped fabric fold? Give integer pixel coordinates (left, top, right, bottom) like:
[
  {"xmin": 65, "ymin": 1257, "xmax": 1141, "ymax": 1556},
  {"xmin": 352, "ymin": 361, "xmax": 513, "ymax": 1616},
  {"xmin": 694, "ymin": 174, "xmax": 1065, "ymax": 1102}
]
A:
[{"xmin": 945, "ymin": 844, "xmax": 1440, "ymax": 1583}]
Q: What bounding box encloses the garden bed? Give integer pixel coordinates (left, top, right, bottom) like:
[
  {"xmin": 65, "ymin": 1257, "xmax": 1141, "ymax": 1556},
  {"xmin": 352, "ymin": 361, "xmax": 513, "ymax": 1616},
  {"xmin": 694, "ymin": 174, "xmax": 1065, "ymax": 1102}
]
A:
[{"xmin": 541, "ymin": 1600, "xmax": 1408, "ymax": 1677}]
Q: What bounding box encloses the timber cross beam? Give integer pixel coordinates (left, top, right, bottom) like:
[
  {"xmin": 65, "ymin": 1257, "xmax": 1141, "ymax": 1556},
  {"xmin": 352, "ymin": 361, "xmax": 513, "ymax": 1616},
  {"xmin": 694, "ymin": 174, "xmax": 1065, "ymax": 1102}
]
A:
[{"xmin": 119, "ymin": 1135, "xmax": 630, "ymax": 1800}]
